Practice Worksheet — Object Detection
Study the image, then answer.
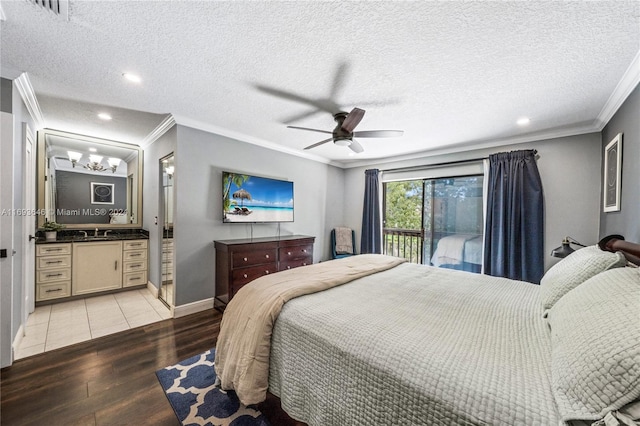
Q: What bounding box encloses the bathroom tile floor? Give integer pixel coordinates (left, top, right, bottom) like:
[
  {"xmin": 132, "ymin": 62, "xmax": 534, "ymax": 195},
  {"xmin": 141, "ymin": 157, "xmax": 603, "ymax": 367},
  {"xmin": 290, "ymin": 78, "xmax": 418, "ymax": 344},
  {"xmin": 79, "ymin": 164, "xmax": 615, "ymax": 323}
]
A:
[{"xmin": 15, "ymin": 288, "xmax": 172, "ymax": 360}]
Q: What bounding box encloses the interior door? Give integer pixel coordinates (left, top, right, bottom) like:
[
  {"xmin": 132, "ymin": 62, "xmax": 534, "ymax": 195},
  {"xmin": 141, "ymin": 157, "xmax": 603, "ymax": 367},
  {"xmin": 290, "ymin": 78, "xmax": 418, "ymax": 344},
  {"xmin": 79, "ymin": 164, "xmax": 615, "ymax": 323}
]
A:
[
  {"xmin": 1, "ymin": 112, "xmax": 14, "ymax": 367},
  {"xmin": 22, "ymin": 124, "xmax": 36, "ymax": 325}
]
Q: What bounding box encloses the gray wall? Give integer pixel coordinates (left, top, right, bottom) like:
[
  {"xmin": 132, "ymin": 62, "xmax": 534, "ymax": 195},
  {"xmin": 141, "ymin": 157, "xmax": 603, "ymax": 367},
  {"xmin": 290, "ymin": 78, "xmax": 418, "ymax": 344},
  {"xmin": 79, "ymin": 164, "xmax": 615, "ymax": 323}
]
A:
[
  {"xmin": 343, "ymin": 133, "xmax": 603, "ymax": 273},
  {"xmin": 171, "ymin": 124, "xmax": 344, "ymax": 307},
  {"xmin": 1, "ymin": 78, "xmax": 12, "ymax": 113},
  {"xmin": 142, "ymin": 125, "xmax": 177, "ymax": 290},
  {"xmin": 600, "ymin": 85, "xmax": 639, "ymax": 242},
  {"xmin": 55, "ymin": 171, "xmax": 126, "ymax": 224}
]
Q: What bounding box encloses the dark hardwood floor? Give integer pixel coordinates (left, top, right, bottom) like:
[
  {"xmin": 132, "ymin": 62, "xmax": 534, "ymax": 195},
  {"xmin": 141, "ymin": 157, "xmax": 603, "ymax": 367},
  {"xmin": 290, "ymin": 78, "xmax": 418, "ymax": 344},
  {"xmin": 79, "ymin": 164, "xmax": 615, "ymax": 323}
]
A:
[{"xmin": 1, "ymin": 309, "xmax": 303, "ymax": 426}]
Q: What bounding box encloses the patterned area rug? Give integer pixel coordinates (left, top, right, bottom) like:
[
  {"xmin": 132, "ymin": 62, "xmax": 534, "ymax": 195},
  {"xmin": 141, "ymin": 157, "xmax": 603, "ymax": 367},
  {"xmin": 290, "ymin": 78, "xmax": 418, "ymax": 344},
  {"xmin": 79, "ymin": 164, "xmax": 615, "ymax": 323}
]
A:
[{"xmin": 156, "ymin": 349, "xmax": 270, "ymax": 426}]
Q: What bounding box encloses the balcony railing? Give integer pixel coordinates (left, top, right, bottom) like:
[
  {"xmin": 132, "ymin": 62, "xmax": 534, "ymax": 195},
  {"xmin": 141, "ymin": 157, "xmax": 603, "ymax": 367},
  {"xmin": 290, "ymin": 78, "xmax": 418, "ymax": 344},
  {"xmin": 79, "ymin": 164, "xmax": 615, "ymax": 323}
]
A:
[{"xmin": 383, "ymin": 228, "xmax": 423, "ymax": 264}]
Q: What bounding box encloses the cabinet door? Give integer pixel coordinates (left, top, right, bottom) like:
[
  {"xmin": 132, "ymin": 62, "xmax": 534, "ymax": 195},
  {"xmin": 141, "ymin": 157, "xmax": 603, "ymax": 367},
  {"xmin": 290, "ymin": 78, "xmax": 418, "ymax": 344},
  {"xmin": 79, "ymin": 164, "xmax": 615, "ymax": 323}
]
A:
[{"xmin": 72, "ymin": 241, "xmax": 123, "ymax": 295}]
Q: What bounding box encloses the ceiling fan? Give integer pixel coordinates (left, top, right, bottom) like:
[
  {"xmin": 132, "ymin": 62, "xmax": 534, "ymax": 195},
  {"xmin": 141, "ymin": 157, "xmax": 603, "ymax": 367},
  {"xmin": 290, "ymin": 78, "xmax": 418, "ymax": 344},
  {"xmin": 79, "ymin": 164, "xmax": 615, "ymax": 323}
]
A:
[{"xmin": 287, "ymin": 107, "xmax": 404, "ymax": 153}]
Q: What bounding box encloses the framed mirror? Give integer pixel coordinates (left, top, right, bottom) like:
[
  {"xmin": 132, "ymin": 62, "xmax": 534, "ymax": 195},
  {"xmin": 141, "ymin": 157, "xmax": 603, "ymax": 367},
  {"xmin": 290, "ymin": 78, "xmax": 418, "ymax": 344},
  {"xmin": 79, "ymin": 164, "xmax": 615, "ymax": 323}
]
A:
[{"xmin": 37, "ymin": 129, "xmax": 143, "ymax": 229}]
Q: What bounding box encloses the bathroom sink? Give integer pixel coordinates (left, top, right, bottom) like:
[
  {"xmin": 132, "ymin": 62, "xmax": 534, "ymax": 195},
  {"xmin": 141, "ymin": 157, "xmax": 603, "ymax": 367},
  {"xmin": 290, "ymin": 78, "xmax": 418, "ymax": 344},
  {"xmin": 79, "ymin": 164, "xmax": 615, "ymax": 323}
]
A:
[{"xmin": 75, "ymin": 236, "xmax": 110, "ymax": 241}]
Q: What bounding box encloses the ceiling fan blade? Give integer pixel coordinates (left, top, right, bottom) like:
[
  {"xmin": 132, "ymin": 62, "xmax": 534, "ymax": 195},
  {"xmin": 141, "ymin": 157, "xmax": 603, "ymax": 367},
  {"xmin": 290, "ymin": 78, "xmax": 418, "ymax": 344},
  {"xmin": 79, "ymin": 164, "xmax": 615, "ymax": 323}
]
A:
[
  {"xmin": 281, "ymin": 109, "xmax": 323, "ymax": 124},
  {"xmin": 287, "ymin": 126, "xmax": 332, "ymax": 135},
  {"xmin": 341, "ymin": 108, "xmax": 365, "ymax": 132},
  {"xmin": 304, "ymin": 137, "xmax": 334, "ymax": 150},
  {"xmin": 349, "ymin": 139, "xmax": 364, "ymax": 153},
  {"xmin": 253, "ymin": 84, "xmax": 335, "ymax": 113},
  {"xmin": 329, "ymin": 62, "xmax": 349, "ymax": 99},
  {"xmin": 353, "ymin": 130, "xmax": 404, "ymax": 138}
]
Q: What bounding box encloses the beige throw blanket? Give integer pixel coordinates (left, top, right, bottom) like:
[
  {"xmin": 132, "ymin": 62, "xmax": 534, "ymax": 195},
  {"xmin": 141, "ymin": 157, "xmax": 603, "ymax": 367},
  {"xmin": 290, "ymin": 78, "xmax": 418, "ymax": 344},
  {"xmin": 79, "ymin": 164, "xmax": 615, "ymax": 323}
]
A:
[
  {"xmin": 214, "ymin": 254, "xmax": 406, "ymax": 405},
  {"xmin": 334, "ymin": 227, "xmax": 354, "ymax": 254}
]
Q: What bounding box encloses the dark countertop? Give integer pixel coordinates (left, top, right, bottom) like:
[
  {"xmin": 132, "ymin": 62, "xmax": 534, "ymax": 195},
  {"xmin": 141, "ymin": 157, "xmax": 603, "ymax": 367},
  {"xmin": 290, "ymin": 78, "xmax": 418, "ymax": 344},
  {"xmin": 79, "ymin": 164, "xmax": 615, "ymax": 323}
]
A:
[{"xmin": 36, "ymin": 229, "xmax": 149, "ymax": 244}]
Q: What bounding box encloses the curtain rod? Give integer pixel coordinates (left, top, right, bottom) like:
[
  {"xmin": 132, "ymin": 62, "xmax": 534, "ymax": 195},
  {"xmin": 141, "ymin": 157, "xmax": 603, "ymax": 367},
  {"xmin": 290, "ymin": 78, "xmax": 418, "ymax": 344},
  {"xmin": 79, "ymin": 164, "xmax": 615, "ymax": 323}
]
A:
[
  {"xmin": 380, "ymin": 157, "xmax": 486, "ymax": 174},
  {"xmin": 380, "ymin": 149, "xmax": 539, "ymax": 174}
]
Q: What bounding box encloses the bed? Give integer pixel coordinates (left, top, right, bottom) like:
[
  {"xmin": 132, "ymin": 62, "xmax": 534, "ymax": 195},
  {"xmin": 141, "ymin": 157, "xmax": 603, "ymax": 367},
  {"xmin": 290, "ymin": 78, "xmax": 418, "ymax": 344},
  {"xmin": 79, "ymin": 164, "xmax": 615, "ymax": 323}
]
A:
[
  {"xmin": 430, "ymin": 234, "xmax": 483, "ymax": 272},
  {"xmin": 215, "ymin": 238, "xmax": 640, "ymax": 426}
]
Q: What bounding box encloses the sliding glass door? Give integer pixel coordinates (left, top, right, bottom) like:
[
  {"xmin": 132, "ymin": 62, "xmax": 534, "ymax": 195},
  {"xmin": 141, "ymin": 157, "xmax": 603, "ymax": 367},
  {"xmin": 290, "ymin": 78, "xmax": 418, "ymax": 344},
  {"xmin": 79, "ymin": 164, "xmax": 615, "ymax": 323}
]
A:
[{"xmin": 383, "ymin": 175, "xmax": 484, "ymax": 273}]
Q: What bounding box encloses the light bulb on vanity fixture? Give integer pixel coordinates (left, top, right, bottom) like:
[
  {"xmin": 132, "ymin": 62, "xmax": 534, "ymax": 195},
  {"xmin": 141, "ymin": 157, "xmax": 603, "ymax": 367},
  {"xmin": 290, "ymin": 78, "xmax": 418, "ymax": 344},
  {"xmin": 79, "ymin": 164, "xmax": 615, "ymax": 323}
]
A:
[
  {"xmin": 67, "ymin": 151, "xmax": 83, "ymax": 167},
  {"xmin": 107, "ymin": 157, "xmax": 121, "ymax": 173}
]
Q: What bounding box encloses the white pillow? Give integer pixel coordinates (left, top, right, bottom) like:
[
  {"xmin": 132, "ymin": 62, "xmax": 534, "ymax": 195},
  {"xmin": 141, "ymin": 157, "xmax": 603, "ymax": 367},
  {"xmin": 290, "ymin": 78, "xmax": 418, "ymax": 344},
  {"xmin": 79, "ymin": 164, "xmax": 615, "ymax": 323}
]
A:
[
  {"xmin": 547, "ymin": 267, "xmax": 640, "ymax": 423},
  {"xmin": 540, "ymin": 245, "xmax": 626, "ymax": 312}
]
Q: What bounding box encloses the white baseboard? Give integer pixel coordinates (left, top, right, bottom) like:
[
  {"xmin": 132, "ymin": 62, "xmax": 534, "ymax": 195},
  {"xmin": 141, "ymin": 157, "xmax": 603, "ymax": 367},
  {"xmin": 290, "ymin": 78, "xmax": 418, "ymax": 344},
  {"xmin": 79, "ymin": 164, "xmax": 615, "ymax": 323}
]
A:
[
  {"xmin": 147, "ymin": 280, "xmax": 159, "ymax": 298},
  {"xmin": 12, "ymin": 324, "xmax": 24, "ymax": 362},
  {"xmin": 173, "ymin": 297, "xmax": 215, "ymax": 318}
]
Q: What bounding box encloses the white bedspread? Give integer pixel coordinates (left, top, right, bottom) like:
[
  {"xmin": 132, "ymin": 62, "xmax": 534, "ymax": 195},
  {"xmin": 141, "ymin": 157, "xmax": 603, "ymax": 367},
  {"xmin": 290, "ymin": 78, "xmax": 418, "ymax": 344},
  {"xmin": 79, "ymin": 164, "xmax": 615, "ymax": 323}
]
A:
[{"xmin": 269, "ymin": 262, "xmax": 560, "ymax": 425}]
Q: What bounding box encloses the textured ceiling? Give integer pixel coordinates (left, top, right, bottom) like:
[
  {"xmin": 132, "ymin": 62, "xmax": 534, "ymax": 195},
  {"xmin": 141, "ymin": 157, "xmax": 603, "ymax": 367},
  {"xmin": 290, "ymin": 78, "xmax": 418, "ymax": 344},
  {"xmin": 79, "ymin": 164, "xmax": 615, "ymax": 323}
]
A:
[{"xmin": 1, "ymin": 1, "xmax": 638, "ymax": 167}]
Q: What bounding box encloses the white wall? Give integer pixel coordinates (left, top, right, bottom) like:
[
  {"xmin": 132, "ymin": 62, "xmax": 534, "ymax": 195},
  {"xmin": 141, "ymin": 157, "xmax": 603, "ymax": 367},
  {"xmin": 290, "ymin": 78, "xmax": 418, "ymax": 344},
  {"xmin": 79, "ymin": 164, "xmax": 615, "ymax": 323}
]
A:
[
  {"xmin": 343, "ymin": 133, "xmax": 603, "ymax": 272},
  {"xmin": 171, "ymin": 125, "xmax": 344, "ymax": 306}
]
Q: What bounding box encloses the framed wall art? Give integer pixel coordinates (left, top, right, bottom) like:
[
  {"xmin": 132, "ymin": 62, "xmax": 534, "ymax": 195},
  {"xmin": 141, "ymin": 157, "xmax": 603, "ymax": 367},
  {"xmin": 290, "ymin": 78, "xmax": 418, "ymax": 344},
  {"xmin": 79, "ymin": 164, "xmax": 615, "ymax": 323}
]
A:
[
  {"xmin": 603, "ymin": 133, "xmax": 622, "ymax": 212},
  {"xmin": 91, "ymin": 182, "xmax": 114, "ymax": 205}
]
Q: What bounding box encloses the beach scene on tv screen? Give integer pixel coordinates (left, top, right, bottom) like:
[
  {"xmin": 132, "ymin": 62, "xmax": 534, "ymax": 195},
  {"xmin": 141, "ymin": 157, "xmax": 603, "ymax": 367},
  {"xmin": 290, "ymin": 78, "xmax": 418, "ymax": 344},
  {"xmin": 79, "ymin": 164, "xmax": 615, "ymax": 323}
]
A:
[{"xmin": 223, "ymin": 173, "xmax": 294, "ymax": 223}]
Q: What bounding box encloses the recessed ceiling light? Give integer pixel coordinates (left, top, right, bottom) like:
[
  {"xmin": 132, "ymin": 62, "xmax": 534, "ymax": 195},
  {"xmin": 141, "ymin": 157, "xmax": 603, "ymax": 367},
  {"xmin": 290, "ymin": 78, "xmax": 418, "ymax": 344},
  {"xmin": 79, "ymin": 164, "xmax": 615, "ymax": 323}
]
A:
[
  {"xmin": 98, "ymin": 113, "xmax": 112, "ymax": 121},
  {"xmin": 517, "ymin": 117, "xmax": 530, "ymax": 126},
  {"xmin": 123, "ymin": 72, "xmax": 141, "ymax": 83}
]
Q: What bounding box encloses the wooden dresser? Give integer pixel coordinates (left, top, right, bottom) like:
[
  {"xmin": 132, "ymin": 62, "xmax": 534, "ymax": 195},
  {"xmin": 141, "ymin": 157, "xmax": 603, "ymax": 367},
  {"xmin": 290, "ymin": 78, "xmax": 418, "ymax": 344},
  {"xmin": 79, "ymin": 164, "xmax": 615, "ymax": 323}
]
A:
[{"xmin": 214, "ymin": 235, "xmax": 315, "ymax": 307}]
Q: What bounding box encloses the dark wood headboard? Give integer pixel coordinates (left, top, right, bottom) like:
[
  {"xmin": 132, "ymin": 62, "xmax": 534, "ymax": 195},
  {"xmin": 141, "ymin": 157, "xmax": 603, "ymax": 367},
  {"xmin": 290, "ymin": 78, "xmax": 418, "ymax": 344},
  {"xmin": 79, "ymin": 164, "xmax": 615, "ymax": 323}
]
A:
[{"xmin": 599, "ymin": 235, "xmax": 640, "ymax": 266}]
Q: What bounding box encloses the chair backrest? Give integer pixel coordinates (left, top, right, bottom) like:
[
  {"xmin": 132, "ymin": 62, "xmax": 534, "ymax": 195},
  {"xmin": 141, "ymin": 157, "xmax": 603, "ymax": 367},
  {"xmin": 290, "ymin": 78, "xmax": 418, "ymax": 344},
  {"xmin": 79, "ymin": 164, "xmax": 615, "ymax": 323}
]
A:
[{"xmin": 331, "ymin": 227, "xmax": 356, "ymax": 259}]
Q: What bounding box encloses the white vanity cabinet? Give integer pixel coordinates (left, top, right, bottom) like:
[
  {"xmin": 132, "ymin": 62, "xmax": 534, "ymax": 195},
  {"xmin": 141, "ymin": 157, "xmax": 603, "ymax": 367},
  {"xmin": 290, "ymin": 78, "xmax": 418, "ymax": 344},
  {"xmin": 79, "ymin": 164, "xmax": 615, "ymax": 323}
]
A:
[
  {"xmin": 72, "ymin": 241, "xmax": 123, "ymax": 295},
  {"xmin": 122, "ymin": 239, "xmax": 148, "ymax": 288},
  {"xmin": 36, "ymin": 243, "xmax": 72, "ymax": 301}
]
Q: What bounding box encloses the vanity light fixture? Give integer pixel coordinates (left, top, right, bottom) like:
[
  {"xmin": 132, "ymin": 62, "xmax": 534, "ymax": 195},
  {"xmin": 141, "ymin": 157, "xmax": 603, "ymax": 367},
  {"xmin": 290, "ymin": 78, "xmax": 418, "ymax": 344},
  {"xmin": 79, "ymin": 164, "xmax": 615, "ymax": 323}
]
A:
[
  {"xmin": 98, "ymin": 113, "xmax": 112, "ymax": 121},
  {"xmin": 86, "ymin": 154, "xmax": 105, "ymax": 172},
  {"xmin": 165, "ymin": 166, "xmax": 174, "ymax": 178},
  {"xmin": 107, "ymin": 157, "xmax": 121, "ymax": 173},
  {"xmin": 67, "ymin": 151, "xmax": 83, "ymax": 167}
]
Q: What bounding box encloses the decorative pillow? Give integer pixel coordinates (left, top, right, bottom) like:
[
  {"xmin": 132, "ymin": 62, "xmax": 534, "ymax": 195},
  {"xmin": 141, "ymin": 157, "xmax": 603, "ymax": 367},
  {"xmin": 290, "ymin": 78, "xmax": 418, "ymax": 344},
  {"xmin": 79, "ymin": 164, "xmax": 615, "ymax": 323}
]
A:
[
  {"xmin": 547, "ymin": 267, "xmax": 640, "ymax": 423},
  {"xmin": 540, "ymin": 245, "xmax": 626, "ymax": 312}
]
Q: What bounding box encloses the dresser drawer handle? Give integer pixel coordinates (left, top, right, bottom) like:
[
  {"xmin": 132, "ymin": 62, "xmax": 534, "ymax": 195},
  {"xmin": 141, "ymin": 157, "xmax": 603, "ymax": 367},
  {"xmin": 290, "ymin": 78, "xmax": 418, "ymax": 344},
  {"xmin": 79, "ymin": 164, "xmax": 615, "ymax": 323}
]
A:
[
  {"xmin": 265, "ymin": 270, "xmax": 270, "ymax": 274},
  {"xmin": 287, "ymin": 251, "xmax": 292, "ymax": 255},
  {"xmin": 243, "ymin": 257, "xmax": 248, "ymax": 262},
  {"xmin": 46, "ymin": 288, "xmax": 63, "ymax": 293},
  {"xmin": 46, "ymin": 260, "xmax": 63, "ymax": 264},
  {"xmin": 303, "ymin": 262, "xmax": 307, "ymax": 266},
  {"xmin": 129, "ymin": 277, "xmax": 141, "ymax": 282},
  {"xmin": 287, "ymin": 266, "xmax": 291, "ymax": 269},
  {"xmin": 46, "ymin": 273, "xmax": 63, "ymax": 278},
  {"xmin": 302, "ymin": 249, "xmax": 307, "ymax": 253},
  {"xmin": 130, "ymin": 243, "xmax": 142, "ymax": 246},
  {"xmin": 46, "ymin": 248, "xmax": 63, "ymax": 252},
  {"xmin": 243, "ymin": 274, "xmax": 248, "ymax": 278},
  {"xmin": 265, "ymin": 254, "xmax": 269, "ymax": 259},
  {"xmin": 131, "ymin": 264, "xmax": 142, "ymax": 268},
  {"xmin": 130, "ymin": 253, "xmax": 141, "ymax": 257}
]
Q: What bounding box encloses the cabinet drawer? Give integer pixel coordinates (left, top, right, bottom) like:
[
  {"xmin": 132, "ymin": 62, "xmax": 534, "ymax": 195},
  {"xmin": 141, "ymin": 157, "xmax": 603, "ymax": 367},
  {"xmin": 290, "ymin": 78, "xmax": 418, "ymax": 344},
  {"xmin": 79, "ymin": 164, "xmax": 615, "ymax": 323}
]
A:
[
  {"xmin": 123, "ymin": 240, "xmax": 148, "ymax": 250},
  {"xmin": 280, "ymin": 256, "xmax": 313, "ymax": 271},
  {"xmin": 37, "ymin": 268, "xmax": 71, "ymax": 283},
  {"xmin": 124, "ymin": 260, "xmax": 147, "ymax": 273},
  {"xmin": 37, "ymin": 244, "xmax": 71, "ymax": 256},
  {"xmin": 37, "ymin": 255, "xmax": 71, "ymax": 269},
  {"xmin": 279, "ymin": 244, "xmax": 313, "ymax": 261},
  {"xmin": 123, "ymin": 249, "xmax": 147, "ymax": 261},
  {"xmin": 123, "ymin": 271, "xmax": 147, "ymax": 288},
  {"xmin": 37, "ymin": 281, "xmax": 71, "ymax": 301},
  {"xmin": 231, "ymin": 262, "xmax": 278, "ymax": 288},
  {"xmin": 232, "ymin": 249, "xmax": 277, "ymax": 267}
]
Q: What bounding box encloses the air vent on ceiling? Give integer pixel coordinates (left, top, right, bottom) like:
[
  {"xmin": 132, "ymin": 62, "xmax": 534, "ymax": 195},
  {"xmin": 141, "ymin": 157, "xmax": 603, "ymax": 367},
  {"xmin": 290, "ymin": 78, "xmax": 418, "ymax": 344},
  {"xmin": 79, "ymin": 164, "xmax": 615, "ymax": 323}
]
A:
[{"xmin": 27, "ymin": 0, "xmax": 69, "ymax": 20}]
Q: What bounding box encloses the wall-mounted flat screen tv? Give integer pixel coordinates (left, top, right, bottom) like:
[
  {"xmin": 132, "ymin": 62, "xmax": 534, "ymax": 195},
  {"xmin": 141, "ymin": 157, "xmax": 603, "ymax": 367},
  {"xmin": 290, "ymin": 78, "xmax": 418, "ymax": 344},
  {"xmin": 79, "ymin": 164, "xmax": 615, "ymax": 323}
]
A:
[{"xmin": 222, "ymin": 171, "xmax": 294, "ymax": 223}]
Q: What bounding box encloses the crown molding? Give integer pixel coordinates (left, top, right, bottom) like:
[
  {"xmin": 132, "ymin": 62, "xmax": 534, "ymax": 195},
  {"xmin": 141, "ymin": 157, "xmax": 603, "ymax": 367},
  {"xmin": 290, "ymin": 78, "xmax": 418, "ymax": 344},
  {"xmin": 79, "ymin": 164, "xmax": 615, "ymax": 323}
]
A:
[
  {"xmin": 594, "ymin": 49, "xmax": 640, "ymax": 130},
  {"xmin": 170, "ymin": 114, "xmax": 332, "ymax": 165},
  {"xmin": 13, "ymin": 72, "xmax": 45, "ymax": 130},
  {"xmin": 0, "ymin": 3, "xmax": 6, "ymax": 21},
  {"xmin": 139, "ymin": 114, "xmax": 176, "ymax": 148}
]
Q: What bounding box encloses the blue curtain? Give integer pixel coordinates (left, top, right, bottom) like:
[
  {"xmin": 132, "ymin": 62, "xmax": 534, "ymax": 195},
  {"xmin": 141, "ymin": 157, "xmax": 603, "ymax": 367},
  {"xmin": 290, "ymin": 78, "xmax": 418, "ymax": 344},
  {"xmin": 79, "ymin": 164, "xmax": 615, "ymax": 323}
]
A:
[
  {"xmin": 484, "ymin": 150, "xmax": 544, "ymax": 283},
  {"xmin": 361, "ymin": 169, "xmax": 382, "ymax": 254}
]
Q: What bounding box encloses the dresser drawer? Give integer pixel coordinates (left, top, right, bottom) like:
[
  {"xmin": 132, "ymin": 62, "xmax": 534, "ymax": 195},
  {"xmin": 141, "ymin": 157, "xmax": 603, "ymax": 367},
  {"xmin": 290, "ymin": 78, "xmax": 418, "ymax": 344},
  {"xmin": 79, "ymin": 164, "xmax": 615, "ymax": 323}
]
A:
[
  {"xmin": 279, "ymin": 244, "xmax": 313, "ymax": 262},
  {"xmin": 123, "ymin": 240, "xmax": 148, "ymax": 250},
  {"xmin": 123, "ymin": 271, "xmax": 147, "ymax": 288},
  {"xmin": 231, "ymin": 262, "xmax": 278, "ymax": 287},
  {"xmin": 37, "ymin": 268, "xmax": 71, "ymax": 283},
  {"xmin": 124, "ymin": 260, "xmax": 147, "ymax": 273},
  {"xmin": 232, "ymin": 249, "xmax": 277, "ymax": 268},
  {"xmin": 37, "ymin": 281, "xmax": 71, "ymax": 300},
  {"xmin": 280, "ymin": 256, "xmax": 313, "ymax": 271},
  {"xmin": 123, "ymin": 249, "xmax": 147, "ymax": 261},
  {"xmin": 37, "ymin": 244, "xmax": 71, "ymax": 256},
  {"xmin": 37, "ymin": 254, "xmax": 71, "ymax": 269}
]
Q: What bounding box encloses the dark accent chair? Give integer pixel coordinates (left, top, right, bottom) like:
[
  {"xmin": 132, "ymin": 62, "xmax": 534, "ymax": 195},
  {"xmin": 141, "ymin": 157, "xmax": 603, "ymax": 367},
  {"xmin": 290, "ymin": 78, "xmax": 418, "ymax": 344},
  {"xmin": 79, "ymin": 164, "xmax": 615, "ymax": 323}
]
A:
[{"xmin": 331, "ymin": 228, "xmax": 356, "ymax": 259}]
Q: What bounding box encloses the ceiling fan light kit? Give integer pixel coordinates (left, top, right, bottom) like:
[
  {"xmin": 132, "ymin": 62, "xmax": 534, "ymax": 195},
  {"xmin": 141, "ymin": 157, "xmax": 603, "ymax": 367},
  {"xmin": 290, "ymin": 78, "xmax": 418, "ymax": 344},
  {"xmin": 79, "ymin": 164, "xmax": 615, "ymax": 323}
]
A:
[{"xmin": 287, "ymin": 107, "xmax": 404, "ymax": 154}]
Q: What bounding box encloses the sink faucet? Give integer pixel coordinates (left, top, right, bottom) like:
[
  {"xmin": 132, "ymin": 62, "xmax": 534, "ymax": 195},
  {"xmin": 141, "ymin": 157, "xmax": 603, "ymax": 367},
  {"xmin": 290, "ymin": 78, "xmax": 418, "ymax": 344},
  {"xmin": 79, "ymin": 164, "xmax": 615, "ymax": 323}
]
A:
[
  {"xmin": 104, "ymin": 230, "xmax": 112, "ymax": 237},
  {"xmin": 79, "ymin": 231, "xmax": 88, "ymax": 238},
  {"xmin": 94, "ymin": 228, "xmax": 99, "ymax": 237}
]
